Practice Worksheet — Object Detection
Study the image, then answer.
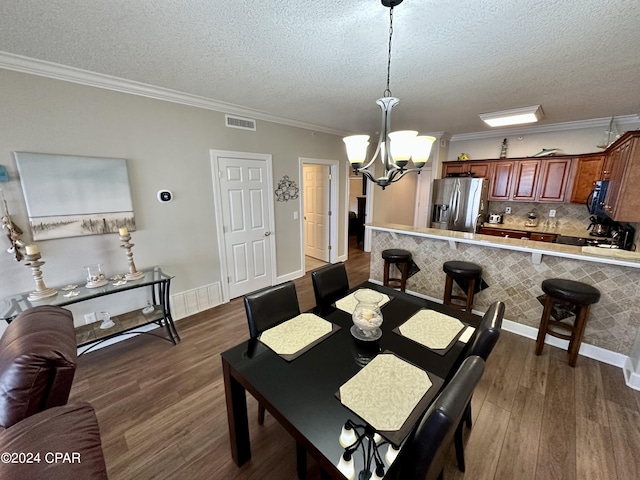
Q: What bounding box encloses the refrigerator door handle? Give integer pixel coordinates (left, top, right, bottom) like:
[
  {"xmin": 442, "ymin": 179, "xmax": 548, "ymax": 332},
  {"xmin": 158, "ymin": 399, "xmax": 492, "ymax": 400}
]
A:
[{"xmin": 473, "ymin": 213, "xmax": 482, "ymax": 233}]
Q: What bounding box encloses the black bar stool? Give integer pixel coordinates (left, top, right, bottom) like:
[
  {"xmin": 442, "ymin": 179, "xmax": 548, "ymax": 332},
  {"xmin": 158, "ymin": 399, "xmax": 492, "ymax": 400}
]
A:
[
  {"xmin": 382, "ymin": 249, "xmax": 412, "ymax": 292},
  {"xmin": 443, "ymin": 261, "xmax": 483, "ymax": 312},
  {"xmin": 535, "ymin": 278, "xmax": 600, "ymax": 367}
]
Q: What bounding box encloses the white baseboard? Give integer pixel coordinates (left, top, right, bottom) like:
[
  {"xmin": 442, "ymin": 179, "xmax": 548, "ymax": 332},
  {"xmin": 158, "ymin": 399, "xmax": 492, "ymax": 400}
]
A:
[
  {"xmin": 171, "ymin": 282, "xmax": 223, "ymax": 320},
  {"xmin": 277, "ymin": 268, "xmax": 305, "ymax": 283},
  {"xmin": 368, "ymin": 278, "xmax": 637, "ymax": 390},
  {"xmin": 500, "ymin": 318, "xmax": 628, "ymax": 369},
  {"xmin": 623, "ymin": 358, "xmax": 640, "ymax": 390}
]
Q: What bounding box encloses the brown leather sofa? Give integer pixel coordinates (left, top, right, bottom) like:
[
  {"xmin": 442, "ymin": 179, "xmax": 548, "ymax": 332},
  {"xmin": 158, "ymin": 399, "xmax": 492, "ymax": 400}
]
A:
[{"xmin": 0, "ymin": 306, "xmax": 108, "ymax": 479}]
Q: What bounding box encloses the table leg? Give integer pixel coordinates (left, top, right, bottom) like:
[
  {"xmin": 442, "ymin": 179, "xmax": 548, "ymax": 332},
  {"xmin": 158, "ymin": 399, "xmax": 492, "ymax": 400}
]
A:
[
  {"xmin": 222, "ymin": 358, "xmax": 251, "ymax": 466},
  {"xmin": 296, "ymin": 442, "xmax": 307, "ymax": 480},
  {"xmin": 162, "ymin": 279, "xmax": 180, "ymax": 342}
]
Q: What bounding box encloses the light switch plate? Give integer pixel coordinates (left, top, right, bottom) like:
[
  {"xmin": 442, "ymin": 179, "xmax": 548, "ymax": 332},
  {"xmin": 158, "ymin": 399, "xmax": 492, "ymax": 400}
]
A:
[{"xmin": 549, "ymin": 209, "xmax": 556, "ymax": 217}]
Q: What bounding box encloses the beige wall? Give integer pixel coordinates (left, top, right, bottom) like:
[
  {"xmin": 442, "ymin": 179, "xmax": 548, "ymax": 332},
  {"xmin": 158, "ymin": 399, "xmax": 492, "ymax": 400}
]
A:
[
  {"xmin": 0, "ymin": 69, "xmax": 347, "ymax": 307},
  {"xmin": 367, "ymin": 156, "xmax": 419, "ymax": 226}
]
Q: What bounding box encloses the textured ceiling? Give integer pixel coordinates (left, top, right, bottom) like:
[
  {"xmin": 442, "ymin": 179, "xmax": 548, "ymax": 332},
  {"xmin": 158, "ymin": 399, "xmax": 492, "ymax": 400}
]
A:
[{"xmin": 1, "ymin": 0, "xmax": 639, "ymax": 136}]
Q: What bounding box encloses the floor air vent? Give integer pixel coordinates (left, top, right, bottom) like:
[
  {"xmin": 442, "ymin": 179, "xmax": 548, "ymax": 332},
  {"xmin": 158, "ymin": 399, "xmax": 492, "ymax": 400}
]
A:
[{"xmin": 225, "ymin": 114, "xmax": 256, "ymax": 131}]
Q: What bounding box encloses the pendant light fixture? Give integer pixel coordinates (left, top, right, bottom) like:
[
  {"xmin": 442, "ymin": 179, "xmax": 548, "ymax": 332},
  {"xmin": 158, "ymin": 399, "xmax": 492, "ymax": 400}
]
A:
[{"xmin": 343, "ymin": 0, "xmax": 436, "ymax": 190}]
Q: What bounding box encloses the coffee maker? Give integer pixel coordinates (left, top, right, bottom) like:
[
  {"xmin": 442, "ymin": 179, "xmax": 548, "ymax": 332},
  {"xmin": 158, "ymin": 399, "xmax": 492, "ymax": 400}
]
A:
[
  {"xmin": 611, "ymin": 223, "xmax": 635, "ymax": 250},
  {"xmin": 587, "ymin": 216, "xmax": 611, "ymax": 237}
]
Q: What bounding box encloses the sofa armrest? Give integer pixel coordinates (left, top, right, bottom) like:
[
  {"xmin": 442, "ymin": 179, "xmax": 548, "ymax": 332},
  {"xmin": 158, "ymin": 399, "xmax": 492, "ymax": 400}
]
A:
[
  {"xmin": 0, "ymin": 306, "xmax": 77, "ymax": 429},
  {"xmin": 0, "ymin": 402, "xmax": 108, "ymax": 480}
]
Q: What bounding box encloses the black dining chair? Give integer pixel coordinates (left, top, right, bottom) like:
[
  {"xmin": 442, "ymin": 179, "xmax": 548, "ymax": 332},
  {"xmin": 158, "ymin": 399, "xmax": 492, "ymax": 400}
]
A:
[
  {"xmin": 243, "ymin": 281, "xmax": 301, "ymax": 424},
  {"xmin": 311, "ymin": 262, "xmax": 350, "ymax": 314},
  {"xmin": 454, "ymin": 300, "xmax": 505, "ymax": 472},
  {"xmin": 244, "ymin": 281, "xmax": 301, "ymax": 341},
  {"xmin": 391, "ymin": 356, "xmax": 486, "ymax": 480},
  {"xmin": 243, "ymin": 281, "xmax": 309, "ymax": 479}
]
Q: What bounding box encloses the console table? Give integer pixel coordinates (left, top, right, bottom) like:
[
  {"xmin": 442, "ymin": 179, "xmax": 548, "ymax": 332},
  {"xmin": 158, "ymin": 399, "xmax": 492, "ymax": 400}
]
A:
[{"xmin": 0, "ymin": 266, "xmax": 179, "ymax": 354}]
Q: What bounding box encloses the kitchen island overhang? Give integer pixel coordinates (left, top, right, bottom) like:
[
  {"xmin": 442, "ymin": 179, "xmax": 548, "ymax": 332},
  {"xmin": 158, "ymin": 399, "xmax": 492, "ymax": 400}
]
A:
[{"xmin": 366, "ymin": 223, "xmax": 640, "ymax": 389}]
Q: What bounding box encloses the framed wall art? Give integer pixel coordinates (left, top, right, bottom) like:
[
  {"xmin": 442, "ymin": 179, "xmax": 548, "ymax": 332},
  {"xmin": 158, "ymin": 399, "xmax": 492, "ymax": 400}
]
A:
[{"xmin": 14, "ymin": 152, "xmax": 136, "ymax": 241}]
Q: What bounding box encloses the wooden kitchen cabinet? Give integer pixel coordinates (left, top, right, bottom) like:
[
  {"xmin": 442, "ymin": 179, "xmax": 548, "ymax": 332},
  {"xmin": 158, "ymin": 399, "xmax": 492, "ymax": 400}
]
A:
[
  {"xmin": 529, "ymin": 232, "xmax": 557, "ymax": 243},
  {"xmin": 569, "ymin": 155, "xmax": 605, "ymax": 204},
  {"xmin": 601, "ymin": 152, "xmax": 615, "ymax": 180},
  {"xmin": 536, "ymin": 157, "xmax": 572, "ymax": 202},
  {"xmin": 479, "ymin": 226, "xmax": 530, "ymax": 239},
  {"xmin": 512, "ymin": 160, "xmax": 541, "ymax": 201},
  {"xmin": 442, "ymin": 160, "xmax": 491, "ymax": 178},
  {"xmin": 443, "ymin": 133, "xmax": 640, "ymax": 210},
  {"xmin": 442, "ymin": 162, "xmax": 467, "ymax": 176},
  {"xmin": 488, "ymin": 161, "xmax": 515, "ymax": 200},
  {"xmin": 468, "ymin": 162, "xmax": 491, "ymax": 178},
  {"xmin": 488, "ymin": 159, "xmax": 545, "ymax": 202},
  {"xmin": 603, "ymin": 133, "xmax": 640, "ymax": 222},
  {"xmin": 479, "ymin": 227, "xmax": 557, "ymax": 243}
]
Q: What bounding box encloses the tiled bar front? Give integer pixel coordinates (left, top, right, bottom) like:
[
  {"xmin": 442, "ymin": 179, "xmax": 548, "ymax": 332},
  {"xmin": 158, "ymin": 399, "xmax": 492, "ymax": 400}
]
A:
[{"xmin": 369, "ymin": 229, "xmax": 640, "ymax": 356}]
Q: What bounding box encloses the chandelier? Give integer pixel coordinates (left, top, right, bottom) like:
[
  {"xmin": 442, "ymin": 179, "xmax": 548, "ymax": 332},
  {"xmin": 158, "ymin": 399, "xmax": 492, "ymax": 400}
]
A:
[{"xmin": 343, "ymin": 0, "xmax": 435, "ymax": 189}]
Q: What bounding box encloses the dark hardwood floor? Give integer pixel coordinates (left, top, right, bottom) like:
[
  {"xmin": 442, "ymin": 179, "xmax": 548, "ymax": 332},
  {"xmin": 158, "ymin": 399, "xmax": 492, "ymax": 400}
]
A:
[{"xmin": 70, "ymin": 237, "xmax": 640, "ymax": 480}]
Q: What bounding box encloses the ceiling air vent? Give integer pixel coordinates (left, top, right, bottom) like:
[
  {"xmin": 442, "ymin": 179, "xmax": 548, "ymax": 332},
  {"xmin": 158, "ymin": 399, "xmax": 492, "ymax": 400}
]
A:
[{"xmin": 225, "ymin": 114, "xmax": 256, "ymax": 131}]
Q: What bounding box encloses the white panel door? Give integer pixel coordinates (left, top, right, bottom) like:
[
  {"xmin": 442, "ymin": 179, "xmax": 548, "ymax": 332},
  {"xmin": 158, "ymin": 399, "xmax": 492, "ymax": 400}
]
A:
[
  {"xmin": 303, "ymin": 164, "xmax": 330, "ymax": 261},
  {"xmin": 219, "ymin": 157, "xmax": 272, "ymax": 298}
]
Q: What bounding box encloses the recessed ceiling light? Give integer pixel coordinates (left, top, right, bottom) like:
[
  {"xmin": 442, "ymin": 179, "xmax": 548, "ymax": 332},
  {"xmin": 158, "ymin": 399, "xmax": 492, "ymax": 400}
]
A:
[{"xmin": 479, "ymin": 105, "xmax": 544, "ymax": 127}]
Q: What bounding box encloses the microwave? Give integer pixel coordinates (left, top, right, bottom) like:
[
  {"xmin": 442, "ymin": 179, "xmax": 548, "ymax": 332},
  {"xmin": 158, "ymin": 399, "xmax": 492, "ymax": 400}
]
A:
[{"xmin": 588, "ymin": 180, "xmax": 609, "ymax": 217}]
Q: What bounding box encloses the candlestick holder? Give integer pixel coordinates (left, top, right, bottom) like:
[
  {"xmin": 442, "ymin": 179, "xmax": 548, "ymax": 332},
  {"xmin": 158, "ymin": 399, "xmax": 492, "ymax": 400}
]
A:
[
  {"xmin": 24, "ymin": 253, "xmax": 57, "ymax": 301},
  {"xmin": 119, "ymin": 233, "xmax": 145, "ymax": 280}
]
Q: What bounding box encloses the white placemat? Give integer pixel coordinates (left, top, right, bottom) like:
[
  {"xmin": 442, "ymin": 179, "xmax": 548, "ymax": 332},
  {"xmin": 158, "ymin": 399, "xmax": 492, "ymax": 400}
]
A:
[
  {"xmin": 335, "ymin": 288, "xmax": 391, "ymax": 314},
  {"xmin": 339, "ymin": 354, "xmax": 432, "ymax": 431},
  {"xmin": 458, "ymin": 326, "xmax": 476, "ymax": 344},
  {"xmin": 259, "ymin": 313, "xmax": 332, "ymax": 355},
  {"xmin": 399, "ymin": 310, "xmax": 465, "ymax": 350}
]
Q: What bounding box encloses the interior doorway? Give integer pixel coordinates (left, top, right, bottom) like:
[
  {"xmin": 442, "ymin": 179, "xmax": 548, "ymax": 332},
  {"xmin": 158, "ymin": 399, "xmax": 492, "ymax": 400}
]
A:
[
  {"xmin": 303, "ymin": 163, "xmax": 330, "ymax": 262},
  {"xmin": 299, "ymin": 158, "xmax": 340, "ymax": 273}
]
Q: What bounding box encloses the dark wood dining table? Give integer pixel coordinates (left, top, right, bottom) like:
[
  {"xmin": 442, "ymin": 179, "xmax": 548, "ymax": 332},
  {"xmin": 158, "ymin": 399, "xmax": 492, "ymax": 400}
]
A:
[{"xmin": 220, "ymin": 282, "xmax": 479, "ymax": 479}]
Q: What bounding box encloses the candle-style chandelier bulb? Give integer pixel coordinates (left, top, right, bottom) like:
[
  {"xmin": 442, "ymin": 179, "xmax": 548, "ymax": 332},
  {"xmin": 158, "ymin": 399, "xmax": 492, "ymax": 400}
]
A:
[
  {"xmin": 340, "ymin": 423, "xmax": 358, "ymax": 448},
  {"xmin": 371, "ymin": 464, "xmax": 386, "ymax": 480},
  {"xmin": 385, "ymin": 444, "xmax": 400, "ymax": 465},
  {"xmin": 337, "ymin": 451, "xmax": 356, "ymax": 480}
]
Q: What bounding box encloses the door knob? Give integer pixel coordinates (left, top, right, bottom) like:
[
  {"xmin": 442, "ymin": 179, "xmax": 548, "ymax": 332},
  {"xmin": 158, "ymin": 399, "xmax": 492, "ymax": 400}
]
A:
[{"xmin": 264, "ymin": 231, "xmax": 271, "ymax": 236}]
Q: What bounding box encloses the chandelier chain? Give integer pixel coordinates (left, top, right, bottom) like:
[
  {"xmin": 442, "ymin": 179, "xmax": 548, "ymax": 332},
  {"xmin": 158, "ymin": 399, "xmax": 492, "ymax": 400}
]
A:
[{"xmin": 384, "ymin": 6, "xmax": 394, "ymax": 98}]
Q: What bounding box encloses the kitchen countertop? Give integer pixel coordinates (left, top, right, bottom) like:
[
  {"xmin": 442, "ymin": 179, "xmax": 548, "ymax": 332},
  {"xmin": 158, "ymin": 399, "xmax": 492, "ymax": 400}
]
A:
[{"xmin": 366, "ymin": 222, "xmax": 640, "ymax": 268}]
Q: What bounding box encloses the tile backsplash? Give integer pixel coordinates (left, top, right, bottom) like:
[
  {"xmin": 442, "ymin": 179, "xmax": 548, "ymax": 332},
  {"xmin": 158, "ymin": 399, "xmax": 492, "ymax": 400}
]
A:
[
  {"xmin": 488, "ymin": 201, "xmax": 591, "ymax": 231},
  {"xmin": 488, "ymin": 201, "xmax": 640, "ymax": 249}
]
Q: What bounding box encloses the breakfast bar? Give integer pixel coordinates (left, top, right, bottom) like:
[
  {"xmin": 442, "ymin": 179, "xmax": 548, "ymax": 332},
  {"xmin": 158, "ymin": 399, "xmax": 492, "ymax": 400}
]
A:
[{"xmin": 367, "ymin": 222, "xmax": 640, "ymax": 387}]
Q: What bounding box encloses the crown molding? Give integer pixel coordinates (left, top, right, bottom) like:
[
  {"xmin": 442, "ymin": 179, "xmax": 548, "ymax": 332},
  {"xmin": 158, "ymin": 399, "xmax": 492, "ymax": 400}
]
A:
[
  {"xmin": 0, "ymin": 51, "xmax": 349, "ymax": 137},
  {"xmin": 450, "ymin": 114, "xmax": 640, "ymax": 142},
  {"xmin": 2, "ymin": 52, "xmax": 638, "ymax": 142}
]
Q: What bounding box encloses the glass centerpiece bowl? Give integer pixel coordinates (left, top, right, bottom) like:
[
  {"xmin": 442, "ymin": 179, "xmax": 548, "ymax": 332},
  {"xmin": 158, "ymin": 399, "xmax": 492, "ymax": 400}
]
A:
[{"xmin": 351, "ymin": 289, "xmax": 384, "ymax": 341}]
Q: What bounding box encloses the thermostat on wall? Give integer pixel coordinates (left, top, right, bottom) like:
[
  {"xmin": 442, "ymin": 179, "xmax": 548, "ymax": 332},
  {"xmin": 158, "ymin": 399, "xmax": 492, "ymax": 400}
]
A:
[{"xmin": 157, "ymin": 190, "xmax": 173, "ymax": 203}]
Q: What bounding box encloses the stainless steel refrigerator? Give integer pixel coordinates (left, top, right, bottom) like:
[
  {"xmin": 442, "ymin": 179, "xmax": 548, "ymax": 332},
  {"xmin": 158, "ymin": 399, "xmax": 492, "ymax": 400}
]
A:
[{"xmin": 430, "ymin": 177, "xmax": 489, "ymax": 232}]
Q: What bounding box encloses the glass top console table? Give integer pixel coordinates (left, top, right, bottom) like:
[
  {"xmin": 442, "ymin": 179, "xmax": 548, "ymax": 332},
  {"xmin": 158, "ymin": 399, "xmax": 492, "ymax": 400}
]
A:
[{"xmin": 0, "ymin": 266, "xmax": 180, "ymax": 354}]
